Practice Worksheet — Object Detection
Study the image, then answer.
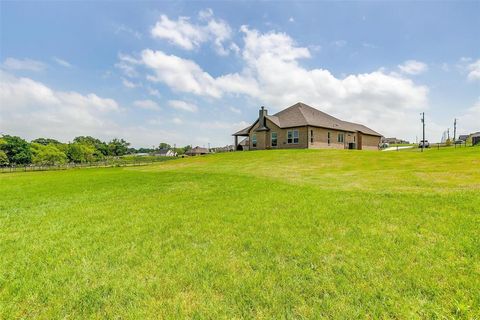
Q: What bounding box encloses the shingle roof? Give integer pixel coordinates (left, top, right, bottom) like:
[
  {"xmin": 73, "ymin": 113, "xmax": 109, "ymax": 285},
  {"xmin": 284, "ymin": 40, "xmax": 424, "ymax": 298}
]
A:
[
  {"xmin": 233, "ymin": 102, "xmax": 382, "ymax": 136},
  {"xmin": 185, "ymin": 146, "xmax": 209, "ymax": 154}
]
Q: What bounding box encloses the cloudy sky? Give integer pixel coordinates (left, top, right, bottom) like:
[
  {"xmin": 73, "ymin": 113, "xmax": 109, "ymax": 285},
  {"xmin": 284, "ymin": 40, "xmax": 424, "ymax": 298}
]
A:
[{"xmin": 1, "ymin": 1, "xmax": 479, "ymax": 147}]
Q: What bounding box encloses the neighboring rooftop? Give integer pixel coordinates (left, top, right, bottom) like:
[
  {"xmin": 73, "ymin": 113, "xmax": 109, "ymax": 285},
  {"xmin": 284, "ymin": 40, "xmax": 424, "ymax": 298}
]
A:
[{"xmin": 185, "ymin": 146, "xmax": 209, "ymax": 155}]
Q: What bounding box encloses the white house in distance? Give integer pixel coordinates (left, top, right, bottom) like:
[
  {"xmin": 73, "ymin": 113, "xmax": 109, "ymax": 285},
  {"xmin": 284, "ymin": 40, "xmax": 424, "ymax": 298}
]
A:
[{"xmin": 154, "ymin": 149, "xmax": 177, "ymax": 157}]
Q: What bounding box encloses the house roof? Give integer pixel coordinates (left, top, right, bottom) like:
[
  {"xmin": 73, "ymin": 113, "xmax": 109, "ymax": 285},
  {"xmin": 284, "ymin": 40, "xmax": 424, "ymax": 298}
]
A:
[
  {"xmin": 185, "ymin": 146, "xmax": 209, "ymax": 154},
  {"xmin": 155, "ymin": 149, "xmax": 174, "ymax": 155},
  {"xmin": 239, "ymin": 137, "xmax": 249, "ymax": 146},
  {"xmin": 233, "ymin": 102, "xmax": 382, "ymax": 136}
]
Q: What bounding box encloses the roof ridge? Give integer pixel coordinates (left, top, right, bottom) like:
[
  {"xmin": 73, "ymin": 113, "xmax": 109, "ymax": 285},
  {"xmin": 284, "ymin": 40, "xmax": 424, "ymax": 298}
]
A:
[
  {"xmin": 272, "ymin": 102, "xmax": 302, "ymax": 116},
  {"xmin": 297, "ymin": 102, "xmax": 345, "ymax": 125},
  {"xmin": 296, "ymin": 103, "xmax": 313, "ymax": 125}
]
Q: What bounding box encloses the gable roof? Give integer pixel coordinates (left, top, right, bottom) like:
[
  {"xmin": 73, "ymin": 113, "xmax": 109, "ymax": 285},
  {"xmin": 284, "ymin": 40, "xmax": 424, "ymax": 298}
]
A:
[
  {"xmin": 233, "ymin": 102, "xmax": 382, "ymax": 136},
  {"xmin": 154, "ymin": 149, "xmax": 177, "ymax": 156},
  {"xmin": 185, "ymin": 146, "xmax": 209, "ymax": 155}
]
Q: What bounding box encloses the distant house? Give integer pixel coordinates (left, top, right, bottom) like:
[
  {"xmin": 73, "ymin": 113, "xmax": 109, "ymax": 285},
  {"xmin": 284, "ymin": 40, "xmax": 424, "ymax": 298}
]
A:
[
  {"xmin": 233, "ymin": 102, "xmax": 382, "ymax": 151},
  {"xmin": 471, "ymin": 132, "xmax": 480, "ymax": 146},
  {"xmin": 154, "ymin": 149, "xmax": 177, "ymax": 157},
  {"xmin": 185, "ymin": 146, "xmax": 209, "ymax": 156},
  {"xmin": 210, "ymin": 145, "xmax": 235, "ymax": 153},
  {"xmin": 236, "ymin": 137, "xmax": 249, "ymax": 151},
  {"xmin": 457, "ymin": 135, "xmax": 469, "ymax": 142},
  {"xmin": 382, "ymin": 137, "xmax": 410, "ymax": 144}
]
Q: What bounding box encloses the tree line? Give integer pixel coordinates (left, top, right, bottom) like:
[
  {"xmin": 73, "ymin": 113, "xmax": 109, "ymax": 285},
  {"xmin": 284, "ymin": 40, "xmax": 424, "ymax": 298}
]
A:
[{"xmin": 0, "ymin": 135, "xmax": 191, "ymax": 166}]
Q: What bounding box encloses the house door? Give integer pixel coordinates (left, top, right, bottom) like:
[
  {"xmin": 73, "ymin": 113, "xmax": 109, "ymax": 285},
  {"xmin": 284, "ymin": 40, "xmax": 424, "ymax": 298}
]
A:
[{"xmin": 357, "ymin": 134, "xmax": 362, "ymax": 150}]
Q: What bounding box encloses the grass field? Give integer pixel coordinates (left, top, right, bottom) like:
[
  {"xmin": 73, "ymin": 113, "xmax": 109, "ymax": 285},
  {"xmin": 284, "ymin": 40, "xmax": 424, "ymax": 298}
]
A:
[{"xmin": 1, "ymin": 147, "xmax": 479, "ymax": 319}]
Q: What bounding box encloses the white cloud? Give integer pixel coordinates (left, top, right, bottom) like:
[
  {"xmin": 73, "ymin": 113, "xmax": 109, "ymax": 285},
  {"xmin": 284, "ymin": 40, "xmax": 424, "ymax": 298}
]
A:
[
  {"xmin": 52, "ymin": 57, "xmax": 72, "ymax": 68},
  {"xmin": 140, "ymin": 49, "xmax": 222, "ymax": 97},
  {"xmin": 362, "ymin": 42, "xmax": 377, "ymax": 49},
  {"xmin": 288, "ymin": 17, "xmax": 295, "ymax": 23},
  {"xmin": 398, "ymin": 60, "xmax": 428, "ymax": 75},
  {"xmin": 168, "ymin": 100, "xmax": 198, "ymax": 112},
  {"xmin": 114, "ymin": 24, "xmax": 142, "ymax": 39},
  {"xmin": 122, "ymin": 78, "xmax": 140, "ymax": 88},
  {"xmin": 332, "ymin": 40, "xmax": 347, "ymax": 48},
  {"xmin": 229, "ymin": 106, "xmax": 241, "ymax": 114},
  {"xmin": 198, "ymin": 8, "xmax": 214, "ymax": 20},
  {"xmin": 0, "ymin": 71, "xmax": 121, "ymax": 141},
  {"xmin": 147, "ymin": 87, "xmax": 161, "ymax": 97},
  {"xmin": 151, "ymin": 15, "xmax": 206, "ymax": 50},
  {"xmin": 0, "ymin": 70, "xmax": 232, "ymax": 147},
  {"xmin": 2, "ymin": 57, "xmax": 46, "ymax": 72},
  {"xmin": 151, "ymin": 9, "xmax": 235, "ymax": 55},
  {"xmin": 466, "ymin": 59, "xmax": 480, "ymax": 81},
  {"xmin": 457, "ymin": 98, "xmax": 480, "ymax": 134},
  {"xmin": 172, "ymin": 117, "xmax": 183, "ymax": 124},
  {"xmin": 117, "ymin": 25, "xmax": 429, "ymax": 142},
  {"xmin": 241, "ymin": 26, "xmax": 311, "ymax": 62},
  {"xmin": 133, "ymin": 99, "xmax": 160, "ymax": 111},
  {"xmin": 116, "ymin": 53, "xmax": 140, "ymax": 78}
]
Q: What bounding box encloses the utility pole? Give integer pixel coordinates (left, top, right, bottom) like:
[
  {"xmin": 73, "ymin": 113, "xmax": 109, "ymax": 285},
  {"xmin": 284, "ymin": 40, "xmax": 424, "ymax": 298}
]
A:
[
  {"xmin": 453, "ymin": 118, "xmax": 457, "ymax": 141},
  {"xmin": 420, "ymin": 112, "xmax": 425, "ymax": 152}
]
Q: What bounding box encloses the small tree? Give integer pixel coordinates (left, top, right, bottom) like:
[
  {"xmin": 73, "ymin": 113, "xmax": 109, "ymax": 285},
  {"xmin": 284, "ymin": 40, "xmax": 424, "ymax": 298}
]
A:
[
  {"xmin": 466, "ymin": 136, "xmax": 473, "ymax": 146},
  {"xmin": 0, "ymin": 150, "xmax": 9, "ymax": 166},
  {"xmin": 108, "ymin": 138, "xmax": 130, "ymax": 156},
  {"xmin": 158, "ymin": 142, "xmax": 171, "ymax": 150},
  {"xmin": 73, "ymin": 136, "xmax": 109, "ymax": 156},
  {"xmin": 31, "ymin": 143, "xmax": 67, "ymax": 165},
  {"xmin": 0, "ymin": 135, "xmax": 32, "ymax": 165},
  {"xmin": 67, "ymin": 143, "xmax": 95, "ymax": 163}
]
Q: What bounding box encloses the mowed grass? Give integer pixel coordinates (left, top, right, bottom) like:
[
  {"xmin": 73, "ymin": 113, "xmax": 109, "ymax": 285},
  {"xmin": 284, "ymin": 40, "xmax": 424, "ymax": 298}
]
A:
[{"xmin": 1, "ymin": 148, "xmax": 479, "ymax": 319}]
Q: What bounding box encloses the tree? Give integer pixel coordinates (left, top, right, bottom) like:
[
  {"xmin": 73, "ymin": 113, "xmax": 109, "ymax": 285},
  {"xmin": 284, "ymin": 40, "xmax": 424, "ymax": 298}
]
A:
[
  {"xmin": 0, "ymin": 135, "xmax": 32, "ymax": 165},
  {"xmin": 67, "ymin": 143, "xmax": 95, "ymax": 163},
  {"xmin": 158, "ymin": 142, "xmax": 171, "ymax": 150},
  {"xmin": 73, "ymin": 136, "xmax": 109, "ymax": 156},
  {"xmin": 108, "ymin": 138, "xmax": 130, "ymax": 156},
  {"xmin": 0, "ymin": 150, "xmax": 9, "ymax": 166},
  {"xmin": 137, "ymin": 147, "xmax": 155, "ymax": 154},
  {"xmin": 31, "ymin": 143, "xmax": 67, "ymax": 165},
  {"xmin": 31, "ymin": 138, "xmax": 61, "ymax": 146},
  {"xmin": 466, "ymin": 135, "xmax": 473, "ymax": 146}
]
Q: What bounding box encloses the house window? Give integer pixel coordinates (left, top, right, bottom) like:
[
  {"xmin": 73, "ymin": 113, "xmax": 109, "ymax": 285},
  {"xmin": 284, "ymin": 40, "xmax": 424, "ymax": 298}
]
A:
[
  {"xmin": 271, "ymin": 132, "xmax": 277, "ymax": 147},
  {"xmin": 252, "ymin": 134, "xmax": 257, "ymax": 148},
  {"xmin": 338, "ymin": 133, "xmax": 344, "ymax": 143},
  {"xmin": 310, "ymin": 130, "xmax": 314, "ymax": 143},
  {"xmin": 287, "ymin": 130, "xmax": 299, "ymax": 144},
  {"xmin": 327, "ymin": 132, "xmax": 331, "ymax": 145},
  {"xmin": 354, "ymin": 135, "xmax": 356, "ymax": 142}
]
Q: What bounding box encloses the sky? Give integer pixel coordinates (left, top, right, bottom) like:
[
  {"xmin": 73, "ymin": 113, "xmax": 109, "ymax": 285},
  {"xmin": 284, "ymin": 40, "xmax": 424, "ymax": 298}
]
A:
[{"xmin": 1, "ymin": 1, "xmax": 479, "ymax": 148}]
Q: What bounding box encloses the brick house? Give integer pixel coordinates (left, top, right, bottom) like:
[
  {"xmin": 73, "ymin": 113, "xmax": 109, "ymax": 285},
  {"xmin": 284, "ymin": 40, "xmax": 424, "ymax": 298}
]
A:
[{"xmin": 233, "ymin": 102, "xmax": 382, "ymax": 151}]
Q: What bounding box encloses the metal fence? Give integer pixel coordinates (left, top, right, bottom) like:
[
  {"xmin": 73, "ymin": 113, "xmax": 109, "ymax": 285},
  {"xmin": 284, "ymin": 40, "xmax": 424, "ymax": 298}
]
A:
[{"xmin": 0, "ymin": 157, "xmax": 176, "ymax": 173}]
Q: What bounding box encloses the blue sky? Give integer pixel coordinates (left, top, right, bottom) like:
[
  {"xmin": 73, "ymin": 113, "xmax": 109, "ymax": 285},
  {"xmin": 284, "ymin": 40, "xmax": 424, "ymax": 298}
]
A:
[{"xmin": 1, "ymin": 1, "xmax": 479, "ymax": 147}]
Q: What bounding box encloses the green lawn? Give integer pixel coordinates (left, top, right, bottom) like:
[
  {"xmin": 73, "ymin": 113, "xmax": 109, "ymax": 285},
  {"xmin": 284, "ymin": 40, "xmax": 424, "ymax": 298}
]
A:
[{"xmin": 1, "ymin": 147, "xmax": 479, "ymax": 319}]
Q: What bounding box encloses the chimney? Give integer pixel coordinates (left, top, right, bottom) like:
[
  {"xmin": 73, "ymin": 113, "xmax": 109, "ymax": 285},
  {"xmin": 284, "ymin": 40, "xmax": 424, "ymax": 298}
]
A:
[{"xmin": 256, "ymin": 106, "xmax": 269, "ymax": 131}]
